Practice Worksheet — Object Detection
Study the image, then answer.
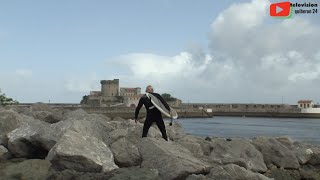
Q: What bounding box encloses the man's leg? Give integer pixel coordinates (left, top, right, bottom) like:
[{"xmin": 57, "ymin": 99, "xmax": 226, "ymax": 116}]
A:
[
  {"xmin": 155, "ymin": 118, "xmax": 168, "ymax": 141},
  {"xmin": 142, "ymin": 118, "xmax": 153, "ymax": 138}
]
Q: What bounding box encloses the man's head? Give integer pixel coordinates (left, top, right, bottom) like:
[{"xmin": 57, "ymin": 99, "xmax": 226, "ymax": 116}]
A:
[{"xmin": 145, "ymin": 85, "xmax": 154, "ymax": 93}]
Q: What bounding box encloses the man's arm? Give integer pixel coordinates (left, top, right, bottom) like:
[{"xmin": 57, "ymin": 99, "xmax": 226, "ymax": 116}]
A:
[
  {"xmin": 135, "ymin": 98, "xmax": 143, "ymax": 120},
  {"xmin": 156, "ymin": 94, "xmax": 170, "ymax": 111}
]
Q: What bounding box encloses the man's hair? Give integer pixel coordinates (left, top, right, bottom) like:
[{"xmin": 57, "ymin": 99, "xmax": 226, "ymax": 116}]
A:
[{"xmin": 145, "ymin": 85, "xmax": 153, "ymax": 92}]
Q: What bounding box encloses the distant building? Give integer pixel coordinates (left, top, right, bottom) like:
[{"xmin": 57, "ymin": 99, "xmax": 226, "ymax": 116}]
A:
[
  {"xmin": 81, "ymin": 79, "xmax": 120, "ymax": 106},
  {"xmin": 123, "ymin": 95, "xmax": 144, "ymax": 108},
  {"xmin": 81, "ymin": 79, "xmax": 144, "ymax": 107},
  {"xmin": 298, "ymin": 100, "xmax": 320, "ymax": 113},
  {"xmin": 81, "ymin": 79, "xmax": 181, "ymax": 108},
  {"xmin": 298, "ymin": 100, "xmax": 314, "ymax": 109},
  {"xmin": 120, "ymin": 87, "xmax": 141, "ymax": 96},
  {"xmin": 120, "ymin": 87, "xmax": 142, "ymax": 107}
]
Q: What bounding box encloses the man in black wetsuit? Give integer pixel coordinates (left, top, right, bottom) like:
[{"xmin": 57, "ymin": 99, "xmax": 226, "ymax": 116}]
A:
[{"xmin": 135, "ymin": 85, "xmax": 170, "ymax": 141}]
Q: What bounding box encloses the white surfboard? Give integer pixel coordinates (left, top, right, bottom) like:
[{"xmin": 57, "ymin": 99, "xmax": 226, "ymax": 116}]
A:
[{"xmin": 146, "ymin": 92, "xmax": 178, "ymax": 119}]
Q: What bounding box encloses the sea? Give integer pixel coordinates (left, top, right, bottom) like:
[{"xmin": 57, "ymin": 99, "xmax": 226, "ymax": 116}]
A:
[{"xmin": 174, "ymin": 117, "xmax": 320, "ymax": 145}]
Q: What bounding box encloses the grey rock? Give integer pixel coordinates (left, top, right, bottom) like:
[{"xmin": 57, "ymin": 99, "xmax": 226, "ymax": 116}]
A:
[
  {"xmin": 209, "ymin": 164, "xmax": 271, "ymax": 180},
  {"xmin": 253, "ymin": 137, "xmax": 300, "ymax": 169},
  {"xmin": 127, "ymin": 123, "xmax": 162, "ymax": 143},
  {"xmin": 276, "ymin": 136, "xmax": 295, "ymax": 149},
  {"xmin": 210, "ymin": 138, "xmax": 267, "ymax": 173},
  {"xmin": 265, "ymin": 168, "xmax": 301, "ymax": 180},
  {"xmin": 64, "ymin": 109, "xmax": 110, "ymax": 121},
  {"xmin": 47, "ymin": 169, "xmax": 109, "ymax": 180},
  {"xmin": 63, "ymin": 108, "xmax": 90, "ymax": 121},
  {"xmin": 108, "ymin": 167, "xmax": 161, "ymax": 180},
  {"xmin": 0, "ymin": 159, "xmax": 51, "ymax": 180},
  {"xmin": 179, "ymin": 141, "xmax": 205, "ymax": 156},
  {"xmin": 139, "ymin": 138, "xmax": 211, "ymax": 180},
  {"xmin": 0, "ymin": 109, "xmax": 34, "ymax": 136},
  {"xmin": 31, "ymin": 103, "xmax": 54, "ymax": 112},
  {"xmin": 46, "ymin": 130, "xmax": 118, "ymax": 173},
  {"xmin": 0, "ymin": 145, "xmax": 10, "ymax": 161},
  {"xmin": 300, "ymin": 164, "xmax": 320, "ymax": 180},
  {"xmin": 7, "ymin": 114, "xmax": 114, "ymax": 158},
  {"xmin": 278, "ymin": 139, "xmax": 316, "ymax": 165},
  {"xmin": 65, "ymin": 118, "xmax": 114, "ymax": 144},
  {"xmin": 0, "ymin": 109, "xmax": 37, "ymax": 151},
  {"xmin": 32, "ymin": 111, "xmax": 63, "ymax": 123},
  {"xmin": 110, "ymin": 137, "xmax": 142, "ymax": 167},
  {"xmin": 290, "ymin": 142, "xmax": 317, "ymax": 165},
  {"xmin": 309, "ymin": 149, "xmax": 320, "ymax": 165},
  {"xmin": 165, "ymin": 122, "xmax": 187, "ymax": 141},
  {"xmin": 7, "ymin": 119, "xmax": 50, "ymax": 158},
  {"xmin": 186, "ymin": 174, "xmax": 212, "ymax": 180},
  {"xmin": 178, "ymin": 135, "xmax": 214, "ymax": 156},
  {"xmin": 107, "ymin": 129, "xmax": 128, "ymax": 145},
  {"xmin": 112, "ymin": 117, "xmax": 128, "ymax": 122}
]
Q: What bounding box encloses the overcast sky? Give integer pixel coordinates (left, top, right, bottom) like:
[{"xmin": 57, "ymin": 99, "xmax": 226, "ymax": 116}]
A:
[{"xmin": 0, "ymin": 0, "xmax": 319, "ymax": 104}]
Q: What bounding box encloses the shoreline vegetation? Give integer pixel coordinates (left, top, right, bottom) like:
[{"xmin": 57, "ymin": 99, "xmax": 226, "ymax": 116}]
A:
[{"xmin": 0, "ymin": 104, "xmax": 320, "ymax": 179}]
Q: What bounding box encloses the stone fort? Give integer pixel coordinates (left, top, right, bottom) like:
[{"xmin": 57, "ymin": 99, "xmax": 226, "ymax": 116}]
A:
[{"xmin": 81, "ymin": 79, "xmax": 143, "ymax": 107}]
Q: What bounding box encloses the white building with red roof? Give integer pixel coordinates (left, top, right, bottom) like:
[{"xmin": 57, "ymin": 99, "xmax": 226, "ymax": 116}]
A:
[
  {"xmin": 298, "ymin": 100, "xmax": 314, "ymax": 109},
  {"xmin": 298, "ymin": 100, "xmax": 320, "ymax": 113}
]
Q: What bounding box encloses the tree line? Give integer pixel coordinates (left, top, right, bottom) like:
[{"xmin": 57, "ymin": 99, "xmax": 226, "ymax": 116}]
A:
[{"xmin": 0, "ymin": 89, "xmax": 19, "ymax": 106}]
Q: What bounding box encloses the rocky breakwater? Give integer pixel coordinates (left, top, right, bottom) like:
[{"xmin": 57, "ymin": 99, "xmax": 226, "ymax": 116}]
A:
[{"xmin": 0, "ymin": 104, "xmax": 319, "ymax": 180}]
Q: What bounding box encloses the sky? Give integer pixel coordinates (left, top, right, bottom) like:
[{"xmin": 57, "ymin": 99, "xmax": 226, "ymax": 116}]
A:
[{"xmin": 0, "ymin": 0, "xmax": 319, "ymax": 104}]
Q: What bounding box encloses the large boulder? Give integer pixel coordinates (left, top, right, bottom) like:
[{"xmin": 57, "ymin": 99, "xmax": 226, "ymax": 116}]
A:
[
  {"xmin": 209, "ymin": 138, "xmax": 267, "ymax": 173},
  {"xmin": 65, "ymin": 118, "xmax": 114, "ymax": 144},
  {"xmin": 208, "ymin": 164, "xmax": 271, "ymax": 180},
  {"xmin": 252, "ymin": 137, "xmax": 300, "ymax": 169},
  {"xmin": 107, "ymin": 129, "xmax": 128, "ymax": 145},
  {"xmin": 165, "ymin": 122, "xmax": 187, "ymax": 141},
  {"xmin": 9, "ymin": 105, "xmax": 33, "ymax": 116},
  {"xmin": 110, "ymin": 137, "xmax": 142, "ymax": 167},
  {"xmin": 7, "ymin": 119, "xmax": 50, "ymax": 158},
  {"xmin": 32, "ymin": 111, "xmax": 63, "ymax": 124},
  {"xmin": 178, "ymin": 135, "xmax": 214, "ymax": 156},
  {"xmin": 179, "ymin": 141, "xmax": 205, "ymax": 156},
  {"xmin": 127, "ymin": 123, "xmax": 162, "ymax": 143},
  {"xmin": 46, "ymin": 130, "xmax": 118, "ymax": 173},
  {"xmin": 276, "ymin": 137, "xmax": 317, "ymax": 165},
  {"xmin": 0, "ymin": 159, "xmax": 51, "ymax": 180},
  {"xmin": 139, "ymin": 138, "xmax": 211, "ymax": 180},
  {"xmin": 0, "ymin": 109, "xmax": 34, "ymax": 137},
  {"xmin": 7, "ymin": 114, "xmax": 114, "ymax": 158},
  {"xmin": 308, "ymin": 147, "xmax": 320, "ymax": 165}
]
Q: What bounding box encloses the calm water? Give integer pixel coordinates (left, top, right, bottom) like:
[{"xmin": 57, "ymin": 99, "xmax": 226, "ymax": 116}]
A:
[{"xmin": 175, "ymin": 117, "xmax": 320, "ymax": 145}]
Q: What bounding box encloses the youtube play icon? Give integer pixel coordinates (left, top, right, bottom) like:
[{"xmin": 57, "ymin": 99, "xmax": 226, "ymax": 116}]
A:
[{"xmin": 270, "ymin": 2, "xmax": 291, "ymax": 17}]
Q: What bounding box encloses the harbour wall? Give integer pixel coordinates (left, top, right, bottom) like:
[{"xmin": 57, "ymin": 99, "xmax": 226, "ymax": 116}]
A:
[{"xmin": 15, "ymin": 103, "xmax": 320, "ymax": 118}]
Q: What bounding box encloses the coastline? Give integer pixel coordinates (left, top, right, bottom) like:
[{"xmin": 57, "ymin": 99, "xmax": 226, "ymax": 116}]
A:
[
  {"xmin": 1, "ymin": 104, "xmax": 320, "ymax": 179},
  {"xmin": 12, "ymin": 103, "xmax": 320, "ymax": 119}
]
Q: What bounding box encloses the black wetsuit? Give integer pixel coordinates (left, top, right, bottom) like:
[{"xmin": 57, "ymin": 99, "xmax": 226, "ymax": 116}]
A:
[{"xmin": 135, "ymin": 93, "xmax": 170, "ymax": 141}]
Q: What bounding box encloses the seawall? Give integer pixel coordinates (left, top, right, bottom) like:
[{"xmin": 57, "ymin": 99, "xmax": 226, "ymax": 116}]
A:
[{"xmin": 15, "ymin": 103, "xmax": 320, "ymax": 119}]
